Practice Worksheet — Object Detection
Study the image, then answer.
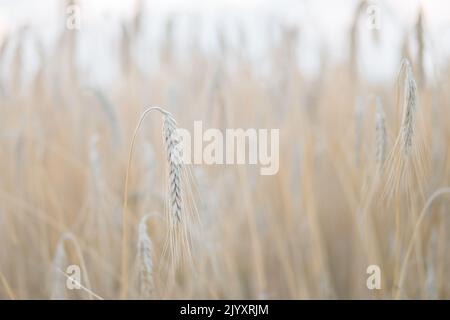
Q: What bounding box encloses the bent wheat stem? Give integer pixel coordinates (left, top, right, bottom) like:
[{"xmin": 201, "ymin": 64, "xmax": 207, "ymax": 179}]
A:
[{"xmin": 120, "ymin": 106, "xmax": 171, "ymax": 299}]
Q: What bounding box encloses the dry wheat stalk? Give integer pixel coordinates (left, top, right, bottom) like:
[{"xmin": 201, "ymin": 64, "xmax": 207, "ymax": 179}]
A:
[{"xmin": 396, "ymin": 188, "xmax": 450, "ymax": 299}]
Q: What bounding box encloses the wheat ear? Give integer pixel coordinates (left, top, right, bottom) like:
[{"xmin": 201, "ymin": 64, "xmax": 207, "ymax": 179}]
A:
[
  {"xmin": 120, "ymin": 106, "xmax": 176, "ymax": 299},
  {"xmin": 50, "ymin": 233, "xmax": 93, "ymax": 300},
  {"xmin": 138, "ymin": 214, "xmax": 154, "ymax": 299},
  {"xmin": 400, "ymin": 60, "xmax": 417, "ymax": 156},
  {"xmin": 162, "ymin": 113, "xmax": 182, "ymax": 223}
]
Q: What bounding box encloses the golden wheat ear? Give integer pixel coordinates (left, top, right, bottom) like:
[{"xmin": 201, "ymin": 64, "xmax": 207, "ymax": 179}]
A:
[{"xmin": 121, "ymin": 107, "xmax": 196, "ymax": 298}]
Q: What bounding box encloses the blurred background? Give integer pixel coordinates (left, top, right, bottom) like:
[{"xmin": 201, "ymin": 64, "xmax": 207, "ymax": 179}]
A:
[
  {"xmin": 0, "ymin": 0, "xmax": 449, "ymax": 87},
  {"xmin": 0, "ymin": 0, "xmax": 449, "ymax": 300}
]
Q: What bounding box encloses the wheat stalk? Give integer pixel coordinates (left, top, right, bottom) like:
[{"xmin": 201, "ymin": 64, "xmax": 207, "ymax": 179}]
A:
[{"xmin": 396, "ymin": 188, "xmax": 450, "ymax": 299}]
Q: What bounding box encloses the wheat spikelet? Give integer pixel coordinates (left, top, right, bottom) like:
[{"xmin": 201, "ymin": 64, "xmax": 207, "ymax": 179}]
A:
[
  {"xmin": 137, "ymin": 214, "xmax": 154, "ymax": 299},
  {"xmin": 375, "ymin": 97, "xmax": 387, "ymax": 168},
  {"xmin": 162, "ymin": 113, "xmax": 182, "ymax": 224}
]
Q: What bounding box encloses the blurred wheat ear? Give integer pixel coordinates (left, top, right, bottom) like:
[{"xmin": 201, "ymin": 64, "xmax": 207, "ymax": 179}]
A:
[
  {"xmin": 50, "ymin": 233, "xmax": 93, "ymax": 300},
  {"xmin": 399, "ymin": 59, "xmax": 418, "ymax": 156},
  {"xmin": 137, "ymin": 214, "xmax": 154, "ymax": 299}
]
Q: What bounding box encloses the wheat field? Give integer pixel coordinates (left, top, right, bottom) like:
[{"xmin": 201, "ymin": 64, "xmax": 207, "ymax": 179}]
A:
[{"xmin": 0, "ymin": 0, "xmax": 449, "ymax": 300}]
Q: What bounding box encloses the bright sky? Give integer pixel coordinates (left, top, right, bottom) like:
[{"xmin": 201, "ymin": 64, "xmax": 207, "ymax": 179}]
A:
[
  {"xmin": 0, "ymin": 0, "xmax": 448, "ymax": 32},
  {"xmin": 0, "ymin": 0, "xmax": 448, "ymax": 84}
]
